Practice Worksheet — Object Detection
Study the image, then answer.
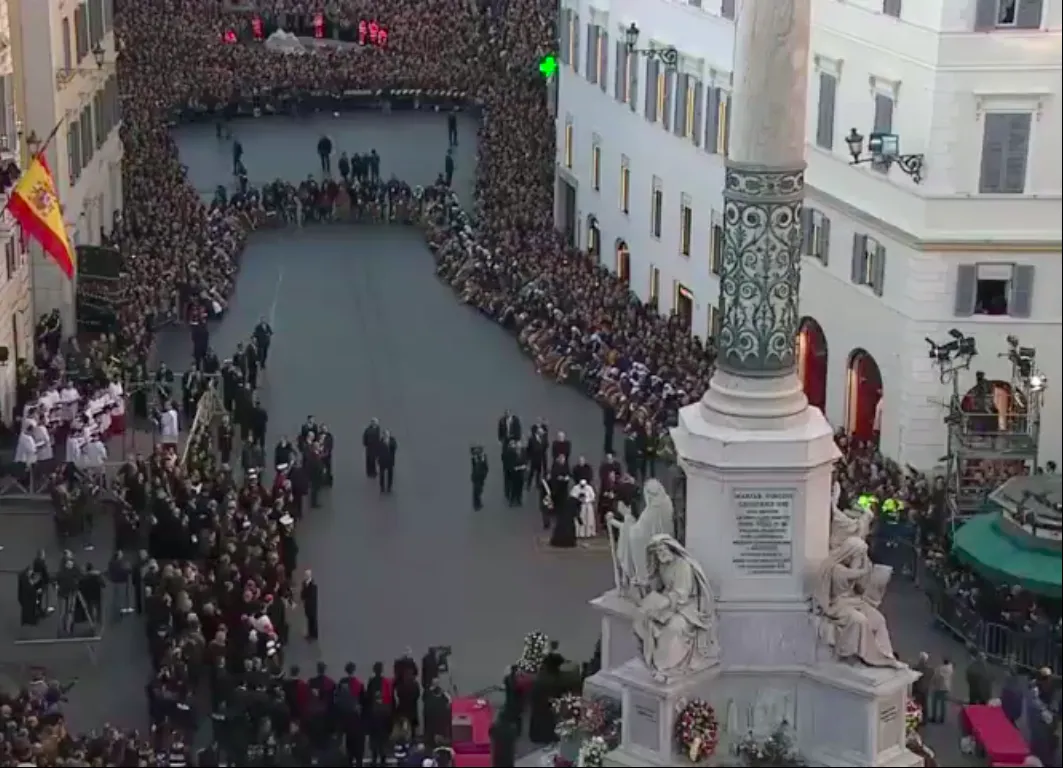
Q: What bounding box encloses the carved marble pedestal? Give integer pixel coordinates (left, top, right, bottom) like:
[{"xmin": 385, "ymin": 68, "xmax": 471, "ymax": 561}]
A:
[
  {"xmin": 602, "ymin": 659, "xmax": 722, "ymax": 767},
  {"xmin": 583, "ymin": 589, "xmax": 639, "ymax": 704},
  {"xmin": 802, "ymin": 662, "xmax": 924, "ymax": 767}
]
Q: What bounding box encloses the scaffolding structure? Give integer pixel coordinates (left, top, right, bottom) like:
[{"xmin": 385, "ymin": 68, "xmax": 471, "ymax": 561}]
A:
[{"xmin": 943, "ymin": 336, "xmax": 1046, "ymax": 533}]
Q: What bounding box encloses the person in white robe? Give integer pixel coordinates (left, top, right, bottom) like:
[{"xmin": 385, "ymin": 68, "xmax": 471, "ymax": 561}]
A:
[
  {"xmin": 573, "ymin": 479, "xmax": 598, "ymax": 538},
  {"xmin": 60, "ymin": 383, "xmax": 81, "ymax": 424},
  {"xmin": 15, "ymin": 425, "xmax": 38, "ymax": 466},
  {"xmin": 108, "ymin": 381, "xmax": 126, "ymax": 435},
  {"xmin": 66, "ymin": 429, "xmax": 86, "ymax": 468},
  {"xmin": 160, "ymin": 402, "xmax": 180, "ymax": 448},
  {"xmin": 82, "ymin": 435, "xmax": 108, "ymax": 479},
  {"xmin": 31, "ymin": 419, "xmax": 53, "ymax": 462}
]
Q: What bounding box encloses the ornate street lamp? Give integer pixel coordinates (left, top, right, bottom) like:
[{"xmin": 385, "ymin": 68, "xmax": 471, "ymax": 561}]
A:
[
  {"xmin": 846, "ymin": 127, "xmax": 925, "ymax": 183},
  {"xmin": 624, "ymin": 23, "xmax": 678, "ymax": 68},
  {"xmin": 26, "ymin": 130, "xmax": 41, "ymax": 155},
  {"xmin": 92, "ymin": 41, "xmax": 106, "ymax": 67}
]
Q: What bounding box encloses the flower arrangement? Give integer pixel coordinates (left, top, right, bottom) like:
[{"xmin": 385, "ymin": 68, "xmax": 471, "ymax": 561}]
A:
[
  {"xmin": 517, "ymin": 631, "xmax": 550, "ymax": 674},
  {"xmin": 905, "ymin": 698, "xmax": 923, "ymax": 737},
  {"xmin": 675, "ymin": 698, "xmax": 720, "ymax": 763},
  {"xmin": 552, "ymin": 693, "xmax": 586, "ymax": 739},
  {"xmin": 577, "ymin": 736, "xmax": 608, "ymax": 767},
  {"xmin": 734, "ymin": 723, "xmax": 804, "ymax": 767},
  {"xmin": 584, "ymin": 697, "xmax": 621, "ymax": 748}
]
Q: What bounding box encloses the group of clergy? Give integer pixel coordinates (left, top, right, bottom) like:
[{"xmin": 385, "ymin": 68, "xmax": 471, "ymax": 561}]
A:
[
  {"xmin": 14, "ymin": 380, "xmax": 128, "ymax": 475},
  {"xmin": 496, "ymin": 410, "xmax": 633, "ymax": 549}
]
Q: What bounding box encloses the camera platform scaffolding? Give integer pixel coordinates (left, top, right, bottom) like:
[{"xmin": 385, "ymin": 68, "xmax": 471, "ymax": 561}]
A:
[{"xmin": 931, "ymin": 332, "xmax": 1047, "ymax": 534}]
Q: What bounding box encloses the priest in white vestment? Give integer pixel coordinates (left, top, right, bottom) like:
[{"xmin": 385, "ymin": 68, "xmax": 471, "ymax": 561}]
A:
[
  {"xmin": 160, "ymin": 403, "xmax": 180, "ymax": 448},
  {"xmin": 573, "ymin": 479, "xmax": 598, "ymax": 538},
  {"xmin": 15, "ymin": 426, "xmax": 38, "ymax": 467}
]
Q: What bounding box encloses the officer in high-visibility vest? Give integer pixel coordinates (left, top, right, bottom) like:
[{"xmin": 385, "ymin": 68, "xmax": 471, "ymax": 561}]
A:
[{"xmin": 881, "ymin": 497, "xmax": 901, "ymax": 523}]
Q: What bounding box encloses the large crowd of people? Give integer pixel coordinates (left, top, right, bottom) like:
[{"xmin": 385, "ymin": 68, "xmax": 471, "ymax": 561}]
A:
[{"xmin": 1, "ymin": 0, "xmax": 1058, "ymax": 764}]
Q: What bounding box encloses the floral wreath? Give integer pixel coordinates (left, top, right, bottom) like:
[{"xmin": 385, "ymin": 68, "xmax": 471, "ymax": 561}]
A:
[
  {"xmin": 675, "ymin": 698, "xmax": 719, "ymax": 763},
  {"xmin": 905, "ymin": 698, "xmax": 923, "ymax": 737},
  {"xmin": 516, "ymin": 630, "xmax": 550, "ymax": 674},
  {"xmin": 552, "ymin": 693, "xmax": 586, "ymax": 739}
]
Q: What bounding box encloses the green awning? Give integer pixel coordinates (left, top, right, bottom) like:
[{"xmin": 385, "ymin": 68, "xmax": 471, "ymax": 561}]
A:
[{"xmin": 952, "ymin": 512, "xmax": 1062, "ymax": 598}]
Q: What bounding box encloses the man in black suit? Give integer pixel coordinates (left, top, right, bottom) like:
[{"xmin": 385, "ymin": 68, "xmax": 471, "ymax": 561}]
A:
[
  {"xmin": 496, "ymin": 411, "xmax": 522, "ymax": 460},
  {"xmin": 253, "ymin": 317, "xmax": 272, "ymax": 369},
  {"xmin": 377, "ymin": 430, "xmax": 397, "ymax": 493},
  {"xmin": 300, "ymin": 569, "xmax": 319, "ymax": 641},
  {"xmin": 362, "ymin": 418, "xmax": 381, "ymax": 478}
]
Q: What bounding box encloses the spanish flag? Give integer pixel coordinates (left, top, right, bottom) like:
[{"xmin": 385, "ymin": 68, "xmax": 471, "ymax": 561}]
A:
[{"xmin": 8, "ymin": 156, "xmax": 76, "ymax": 279}]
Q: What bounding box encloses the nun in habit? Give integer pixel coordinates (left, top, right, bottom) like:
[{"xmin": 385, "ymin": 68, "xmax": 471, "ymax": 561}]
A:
[{"xmin": 573, "ymin": 480, "xmax": 597, "ymax": 538}]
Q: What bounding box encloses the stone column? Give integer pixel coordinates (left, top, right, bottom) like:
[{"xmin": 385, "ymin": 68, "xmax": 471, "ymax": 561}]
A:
[
  {"xmin": 671, "ymin": 0, "xmax": 839, "ymax": 605},
  {"xmin": 701, "ymin": 0, "xmax": 813, "ymax": 425}
]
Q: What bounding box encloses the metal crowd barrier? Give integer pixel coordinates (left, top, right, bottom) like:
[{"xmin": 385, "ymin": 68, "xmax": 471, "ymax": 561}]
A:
[{"xmin": 928, "ymin": 580, "xmax": 1062, "ymax": 677}]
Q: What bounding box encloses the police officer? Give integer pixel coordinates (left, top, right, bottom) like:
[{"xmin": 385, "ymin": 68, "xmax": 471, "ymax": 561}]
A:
[{"xmin": 470, "ymin": 446, "xmax": 488, "ymax": 510}]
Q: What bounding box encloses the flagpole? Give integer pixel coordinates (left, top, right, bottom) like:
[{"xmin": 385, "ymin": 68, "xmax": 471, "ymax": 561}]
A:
[{"xmin": 1, "ymin": 115, "xmax": 66, "ymax": 218}]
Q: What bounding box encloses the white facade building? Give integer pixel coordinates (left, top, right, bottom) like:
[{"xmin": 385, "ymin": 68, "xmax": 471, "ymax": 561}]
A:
[
  {"xmin": 0, "ymin": 0, "xmax": 33, "ymax": 425},
  {"xmin": 8, "ymin": 0, "xmax": 121, "ymax": 335},
  {"xmin": 554, "ymin": 0, "xmax": 1062, "ymax": 470}
]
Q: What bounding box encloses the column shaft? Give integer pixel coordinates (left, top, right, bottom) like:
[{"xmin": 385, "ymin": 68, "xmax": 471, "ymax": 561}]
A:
[{"xmin": 716, "ymin": 0, "xmax": 812, "ymax": 379}]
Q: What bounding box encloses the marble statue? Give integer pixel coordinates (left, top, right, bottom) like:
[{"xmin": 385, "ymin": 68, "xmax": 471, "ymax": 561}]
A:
[
  {"xmin": 829, "ymin": 485, "xmax": 875, "ymax": 549},
  {"xmin": 812, "ymin": 535, "xmax": 906, "ymax": 669},
  {"xmin": 633, "ymin": 534, "xmax": 720, "ymax": 681},
  {"xmin": 607, "ymin": 479, "xmax": 675, "ymax": 598}
]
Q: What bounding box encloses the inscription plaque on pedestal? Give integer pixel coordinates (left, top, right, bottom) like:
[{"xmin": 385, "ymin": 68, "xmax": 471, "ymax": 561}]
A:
[
  {"xmin": 627, "ymin": 690, "xmax": 661, "ymax": 753},
  {"xmin": 877, "ymin": 695, "xmax": 904, "ymax": 753},
  {"xmin": 732, "ymin": 488, "xmax": 795, "ymax": 575}
]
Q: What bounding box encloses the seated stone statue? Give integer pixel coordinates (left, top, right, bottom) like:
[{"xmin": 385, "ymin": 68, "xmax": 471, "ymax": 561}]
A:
[
  {"xmin": 633, "ymin": 534, "xmax": 720, "ymax": 681},
  {"xmin": 812, "ymin": 535, "xmax": 905, "ymax": 669}
]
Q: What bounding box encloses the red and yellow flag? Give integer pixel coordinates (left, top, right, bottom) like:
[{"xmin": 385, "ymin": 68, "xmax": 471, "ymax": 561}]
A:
[{"xmin": 8, "ymin": 155, "xmax": 76, "ymax": 279}]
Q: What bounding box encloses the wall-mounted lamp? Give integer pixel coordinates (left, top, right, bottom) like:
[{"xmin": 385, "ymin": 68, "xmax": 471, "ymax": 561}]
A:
[
  {"xmin": 92, "ymin": 41, "xmax": 106, "ymax": 68},
  {"xmin": 845, "ymin": 128, "xmax": 925, "ymax": 183},
  {"xmin": 624, "ymin": 23, "xmax": 678, "ymax": 68}
]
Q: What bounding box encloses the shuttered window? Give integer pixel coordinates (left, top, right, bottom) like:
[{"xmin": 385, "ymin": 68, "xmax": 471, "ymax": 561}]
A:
[
  {"xmin": 68, "ymin": 119, "xmax": 82, "ymax": 183},
  {"xmin": 598, "ymin": 31, "xmax": 609, "ymax": 93},
  {"xmin": 883, "ymin": 0, "xmax": 902, "ymax": 17},
  {"xmin": 585, "ymin": 25, "xmax": 598, "ymax": 84},
  {"xmin": 94, "ymin": 91, "xmax": 106, "ymax": 149},
  {"xmin": 673, "ymin": 74, "xmax": 690, "ymax": 138},
  {"xmin": 62, "ymin": 18, "xmax": 73, "ymax": 71},
  {"xmin": 570, "ymin": 15, "xmax": 581, "ymax": 74},
  {"xmin": 0, "ymin": 76, "xmax": 13, "ymax": 153},
  {"xmin": 976, "ymin": 0, "xmax": 1044, "ymax": 29},
  {"xmin": 721, "ymin": 0, "xmax": 736, "ymax": 20},
  {"xmin": 628, "ymin": 51, "xmax": 639, "ymax": 113},
  {"xmin": 81, "ymin": 106, "xmax": 94, "ymax": 166},
  {"xmin": 74, "ymin": 4, "xmax": 89, "ymax": 62},
  {"xmin": 954, "ymin": 263, "xmax": 1035, "ymax": 318},
  {"xmin": 815, "ymin": 73, "xmax": 836, "ymax": 150},
  {"xmin": 978, "ymin": 113, "xmax": 1031, "ymax": 194},
  {"xmin": 559, "ymin": 10, "xmax": 570, "ymax": 65},
  {"xmin": 88, "ymin": 0, "xmax": 104, "ymax": 49},
  {"xmin": 871, "ymin": 94, "xmax": 893, "ymax": 173},
  {"xmin": 704, "ymin": 87, "xmax": 730, "ymax": 155},
  {"xmin": 614, "ymin": 40, "xmax": 627, "ymax": 102},
  {"xmin": 801, "ymin": 209, "xmax": 831, "ymax": 264},
  {"xmin": 691, "ymin": 80, "xmax": 704, "ymax": 147},
  {"xmin": 659, "ymin": 69, "xmax": 672, "ymax": 131},
  {"xmin": 851, "ymin": 234, "xmax": 886, "ymax": 296},
  {"xmin": 645, "ymin": 58, "xmax": 659, "ymax": 123}
]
